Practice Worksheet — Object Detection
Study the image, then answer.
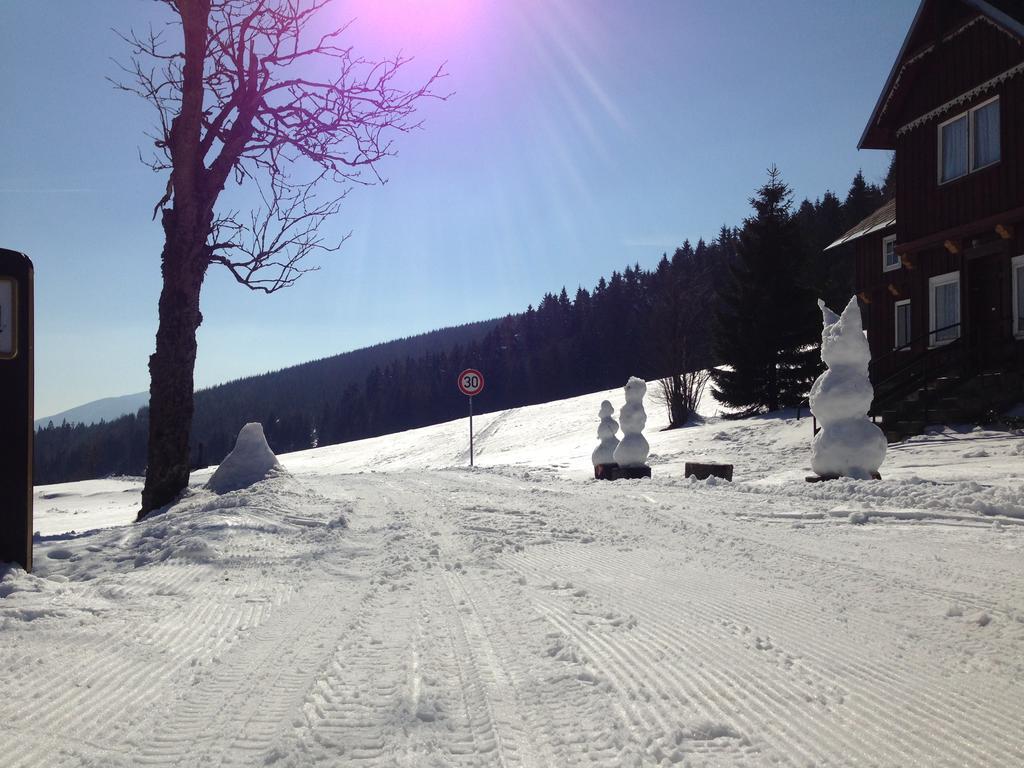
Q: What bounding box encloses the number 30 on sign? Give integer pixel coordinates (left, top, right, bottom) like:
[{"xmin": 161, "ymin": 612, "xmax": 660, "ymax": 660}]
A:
[{"xmin": 458, "ymin": 368, "xmax": 484, "ymax": 396}]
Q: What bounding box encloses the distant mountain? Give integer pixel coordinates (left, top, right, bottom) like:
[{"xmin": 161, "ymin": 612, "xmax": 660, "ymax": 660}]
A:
[{"xmin": 35, "ymin": 392, "xmax": 149, "ymax": 430}]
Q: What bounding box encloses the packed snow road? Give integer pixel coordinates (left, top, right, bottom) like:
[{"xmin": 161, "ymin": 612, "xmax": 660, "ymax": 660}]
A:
[{"xmin": 4, "ymin": 467, "xmax": 1023, "ymax": 767}]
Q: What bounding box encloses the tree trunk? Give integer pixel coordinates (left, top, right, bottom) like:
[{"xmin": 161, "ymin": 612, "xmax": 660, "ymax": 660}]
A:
[{"xmin": 139, "ymin": 228, "xmax": 207, "ymax": 518}]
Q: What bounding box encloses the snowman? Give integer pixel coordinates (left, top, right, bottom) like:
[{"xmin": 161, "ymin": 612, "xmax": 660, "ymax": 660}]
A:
[
  {"xmin": 592, "ymin": 400, "xmax": 620, "ymax": 467},
  {"xmin": 809, "ymin": 297, "xmax": 886, "ymax": 479},
  {"xmin": 613, "ymin": 377, "xmax": 650, "ymax": 468}
]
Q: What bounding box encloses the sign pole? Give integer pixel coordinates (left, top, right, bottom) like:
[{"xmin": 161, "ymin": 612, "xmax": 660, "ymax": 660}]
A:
[
  {"xmin": 457, "ymin": 368, "xmax": 484, "ymax": 470},
  {"xmin": 0, "ymin": 248, "xmax": 33, "ymax": 572}
]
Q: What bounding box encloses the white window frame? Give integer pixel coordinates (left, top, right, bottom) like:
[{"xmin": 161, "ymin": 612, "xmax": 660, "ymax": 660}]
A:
[
  {"xmin": 882, "ymin": 234, "xmax": 900, "ymax": 272},
  {"xmin": 1013, "ymin": 254, "xmax": 1024, "ymax": 339},
  {"xmin": 937, "ymin": 95, "xmax": 1000, "ymax": 185},
  {"xmin": 928, "ymin": 271, "xmax": 960, "ymax": 347},
  {"xmin": 894, "ymin": 299, "xmax": 911, "ymax": 351}
]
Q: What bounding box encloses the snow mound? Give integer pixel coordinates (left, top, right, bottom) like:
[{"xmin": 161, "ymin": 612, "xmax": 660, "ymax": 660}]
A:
[{"xmin": 206, "ymin": 423, "xmax": 285, "ymax": 494}]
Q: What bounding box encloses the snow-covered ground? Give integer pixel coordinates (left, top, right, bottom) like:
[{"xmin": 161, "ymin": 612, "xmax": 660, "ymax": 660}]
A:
[{"xmin": 4, "ymin": 383, "xmax": 1024, "ymax": 766}]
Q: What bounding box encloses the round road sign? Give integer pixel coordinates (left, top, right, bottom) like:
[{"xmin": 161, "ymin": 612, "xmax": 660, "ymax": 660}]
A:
[{"xmin": 458, "ymin": 368, "xmax": 485, "ymax": 397}]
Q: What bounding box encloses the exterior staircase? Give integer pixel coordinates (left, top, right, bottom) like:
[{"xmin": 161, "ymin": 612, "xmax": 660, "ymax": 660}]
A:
[{"xmin": 875, "ymin": 367, "xmax": 1024, "ymax": 442}]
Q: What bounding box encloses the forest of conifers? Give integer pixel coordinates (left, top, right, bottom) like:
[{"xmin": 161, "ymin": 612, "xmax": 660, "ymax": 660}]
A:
[{"xmin": 34, "ymin": 168, "xmax": 890, "ymax": 484}]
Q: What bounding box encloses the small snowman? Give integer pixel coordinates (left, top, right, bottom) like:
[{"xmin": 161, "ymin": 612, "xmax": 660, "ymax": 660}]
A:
[
  {"xmin": 592, "ymin": 400, "xmax": 620, "ymax": 468},
  {"xmin": 613, "ymin": 377, "xmax": 650, "ymax": 469},
  {"xmin": 809, "ymin": 297, "xmax": 886, "ymax": 479}
]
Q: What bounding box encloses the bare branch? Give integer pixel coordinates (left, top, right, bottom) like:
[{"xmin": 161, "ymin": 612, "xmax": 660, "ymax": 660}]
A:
[
  {"xmin": 115, "ymin": 0, "xmax": 448, "ymax": 290},
  {"xmin": 207, "ymin": 169, "xmax": 349, "ymax": 293}
]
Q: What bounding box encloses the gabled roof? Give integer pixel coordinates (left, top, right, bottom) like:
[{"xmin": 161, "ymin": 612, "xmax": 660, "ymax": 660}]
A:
[
  {"xmin": 859, "ymin": 0, "xmax": 1024, "ymax": 150},
  {"xmin": 824, "ymin": 199, "xmax": 896, "ymax": 251}
]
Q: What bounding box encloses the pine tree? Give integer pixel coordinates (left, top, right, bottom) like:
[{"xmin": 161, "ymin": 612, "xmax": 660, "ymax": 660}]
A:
[
  {"xmin": 843, "ymin": 170, "xmax": 884, "ymax": 230},
  {"xmin": 881, "ymin": 153, "xmax": 896, "ymax": 201},
  {"xmin": 710, "ymin": 166, "xmax": 820, "ymax": 414},
  {"xmin": 797, "ymin": 191, "xmax": 850, "ymax": 309}
]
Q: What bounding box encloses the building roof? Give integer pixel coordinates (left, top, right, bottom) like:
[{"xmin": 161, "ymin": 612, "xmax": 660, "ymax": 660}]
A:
[
  {"xmin": 859, "ymin": 0, "xmax": 1024, "ymax": 150},
  {"xmin": 970, "ymin": 0, "xmax": 1024, "ymax": 35},
  {"xmin": 824, "ymin": 199, "xmax": 896, "ymax": 251}
]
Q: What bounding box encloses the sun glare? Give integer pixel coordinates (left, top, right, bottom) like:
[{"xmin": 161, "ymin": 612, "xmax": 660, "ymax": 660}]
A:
[{"xmin": 338, "ymin": 0, "xmax": 484, "ymax": 53}]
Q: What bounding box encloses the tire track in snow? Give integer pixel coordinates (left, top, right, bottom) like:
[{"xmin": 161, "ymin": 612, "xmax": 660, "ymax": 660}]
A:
[
  {"xmin": 440, "ymin": 568, "xmax": 554, "ymax": 767},
  {"xmin": 456, "ymin": 408, "xmax": 520, "ymax": 465},
  {"xmin": 392, "ymin": 474, "xmax": 634, "ymax": 766},
  {"xmin": 624, "ymin": 504, "xmax": 1024, "ymax": 761},
  {"xmin": 528, "ymin": 585, "xmax": 777, "ymax": 766},
  {"xmin": 3, "ymin": 562, "xmax": 288, "ymax": 768},
  {"xmin": 530, "ymin": 544, "xmax": 997, "ymax": 766},
  {"xmin": 512, "ymin": 541, "xmax": 1024, "ymax": 767},
  {"xmin": 131, "ymin": 573, "xmax": 374, "ymax": 767},
  {"xmin": 566, "ymin": 485, "xmax": 1024, "ymax": 763},
  {"xmin": 397, "ymin": 470, "xmax": 1024, "ymax": 766},
  {"xmin": 531, "ymin": 583, "xmax": 866, "ymax": 767},
  {"xmin": 281, "ymin": 583, "xmax": 421, "ymax": 764}
]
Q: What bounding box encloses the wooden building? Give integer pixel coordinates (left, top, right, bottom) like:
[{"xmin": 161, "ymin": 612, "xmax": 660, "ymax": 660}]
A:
[{"xmin": 826, "ymin": 0, "xmax": 1024, "ymax": 437}]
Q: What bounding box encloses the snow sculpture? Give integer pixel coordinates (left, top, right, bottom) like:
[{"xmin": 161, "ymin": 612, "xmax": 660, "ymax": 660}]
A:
[
  {"xmin": 809, "ymin": 297, "xmax": 886, "ymax": 479},
  {"xmin": 206, "ymin": 422, "xmax": 285, "ymax": 494},
  {"xmin": 591, "ymin": 400, "xmax": 620, "ymax": 467},
  {"xmin": 613, "ymin": 377, "xmax": 650, "ymax": 468}
]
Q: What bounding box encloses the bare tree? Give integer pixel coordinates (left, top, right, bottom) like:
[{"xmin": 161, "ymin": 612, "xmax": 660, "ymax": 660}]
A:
[
  {"xmin": 656, "ymin": 368, "xmax": 710, "ymax": 428},
  {"xmin": 115, "ymin": 0, "xmax": 446, "ymax": 517},
  {"xmin": 652, "ymin": 244, "xmax": 715, "ymax": 428}
]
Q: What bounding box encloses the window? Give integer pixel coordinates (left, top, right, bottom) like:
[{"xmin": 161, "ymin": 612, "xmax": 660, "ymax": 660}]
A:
[
  {"xmin": 939, "ymin": 97, "xmax": 1000, "ymax": 183},
  {"xmin": 882, "ymin": 234, "xmax": 900, "ymax": 272},
  {"xmin": 940, "ymin": 115, "xmax": 968, "ymax": 182},
  {"xmin": 894, "ymin": 300, "xmax": 911, "ymax": 350},
  {"xmin": 1013, "ymin": 255, "xmax": 1024, "ymax": 339},
  {"xmin": 929, "ymin": 271, "xmax": 960, "ymax": 346}
]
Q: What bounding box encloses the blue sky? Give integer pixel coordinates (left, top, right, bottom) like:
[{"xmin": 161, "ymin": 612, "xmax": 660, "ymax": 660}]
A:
[{"xmin": 0, "ymin": 0, "xmax": 917, "ymax": 417}]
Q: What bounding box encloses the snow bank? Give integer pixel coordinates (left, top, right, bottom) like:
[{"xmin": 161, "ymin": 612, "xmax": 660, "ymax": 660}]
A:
[{"xmin": 206, "ymin": 422, "xmax": 285, "ymax": 494}]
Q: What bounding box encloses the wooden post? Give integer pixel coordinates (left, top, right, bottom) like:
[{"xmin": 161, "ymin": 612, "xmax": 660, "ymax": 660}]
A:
[{"xmin": 0, "ymin": 249, "xmax": 33, "ymax": 572}]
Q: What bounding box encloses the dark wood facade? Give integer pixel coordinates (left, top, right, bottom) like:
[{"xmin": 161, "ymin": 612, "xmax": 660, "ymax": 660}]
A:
[{"xmin": 842, "ymin": 0, "xmax": 1024, "ymax": 397}]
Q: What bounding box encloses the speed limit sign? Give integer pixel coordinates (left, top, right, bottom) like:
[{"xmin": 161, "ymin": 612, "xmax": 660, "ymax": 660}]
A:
[
  {"xmin": 458, "ymin": 369, "xmax": 484, "ymax": 467},
  {"xmin": 458, "ymin": 368, "xmax": 485, "ymax": 397}
]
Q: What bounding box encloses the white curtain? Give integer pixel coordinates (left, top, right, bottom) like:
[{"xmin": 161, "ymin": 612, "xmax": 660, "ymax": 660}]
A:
[
  {"xmin": 941, "ymin": 116, "xmax": 968, "ymax": 182},
  {"xmin": 973, "ymin": 100, "xmax": 1000, "ymax": 169},
  {"xmin": 896, "ymin": 304, "xmax": 911, "ymax": 348},
  {"xmin": 1017, "ymin": 264, "xmax": 1024, "ymax": 335},
  {"xmin": 934, "ymin": 281, "xmax": 959, "ymax": 341}
]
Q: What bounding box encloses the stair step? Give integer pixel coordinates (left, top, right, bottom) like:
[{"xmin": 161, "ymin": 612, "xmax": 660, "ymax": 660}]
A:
[
  {"xmin": 894, "ymin": 419, "xmax": 926, "ymax": 434},
  {"xmin": 872, "ymin": 358, "xmax": 1024, "ymax": 440}
]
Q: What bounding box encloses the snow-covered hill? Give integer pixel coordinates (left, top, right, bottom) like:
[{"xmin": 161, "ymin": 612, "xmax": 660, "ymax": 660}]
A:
[
  {"xmin": 35, "ymin": 391, "xmax": 148, "ymax": 429},
  {"xmin": 5, "ymin": 382, "xmax": 1024, "ymax": 766}
]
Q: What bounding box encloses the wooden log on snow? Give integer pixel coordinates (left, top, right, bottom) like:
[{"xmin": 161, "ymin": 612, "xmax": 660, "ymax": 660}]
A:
[{"xmin": 685, "ymin": 462, "xmax": 733, "ymax": 482}]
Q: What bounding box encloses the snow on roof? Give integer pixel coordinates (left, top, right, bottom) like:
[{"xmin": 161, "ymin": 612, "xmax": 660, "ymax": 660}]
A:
[{"xmin": 824, "ymin": 199, "xmax": 896, "ymax": 251}]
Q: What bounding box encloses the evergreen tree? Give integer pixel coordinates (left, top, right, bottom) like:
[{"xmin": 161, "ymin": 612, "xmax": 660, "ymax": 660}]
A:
[
  {"xmin": 842, "ymin": 170, "xmax": 884, "ymax": 230},
  {"xmin": 881, "ymin": 153, "xmax": 896, "ymax": 201},
  {"xmin": 710, "ymin": 166, "xmax": 820, "ymax": 414},
  {"xmin": 797, "ymin": 190, "xmax": 850, "ymax": 309}
]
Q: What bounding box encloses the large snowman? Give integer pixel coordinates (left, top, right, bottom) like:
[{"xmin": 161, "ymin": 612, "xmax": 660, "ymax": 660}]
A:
[
  {"xmin": 613, "ymin": 377, "xmax": 650, "ymax": 468},
  {"xmin": 809, "ymin": 297, "xmax": 886, "ymax": 479}
]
